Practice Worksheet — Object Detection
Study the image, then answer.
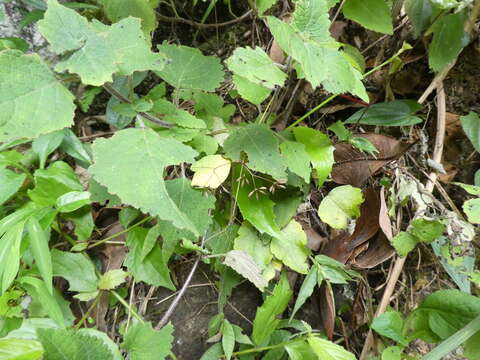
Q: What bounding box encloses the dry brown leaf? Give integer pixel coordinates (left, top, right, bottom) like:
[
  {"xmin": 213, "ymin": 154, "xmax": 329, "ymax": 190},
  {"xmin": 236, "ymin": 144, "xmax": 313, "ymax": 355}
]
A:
[
  {"xmin": 379, "ymin": 187, "xmax": 393, "ymax": 240},
  {"xmin": 331, "ymin": 133, "xmax": 412, "ymax": 187},
  {"xmin": 322, "ymin": 188, "xmax": 380, "ymax": 263},
  {"xmin": 319, "ymin": 282, "xmax": 335, "ymax": 340}
]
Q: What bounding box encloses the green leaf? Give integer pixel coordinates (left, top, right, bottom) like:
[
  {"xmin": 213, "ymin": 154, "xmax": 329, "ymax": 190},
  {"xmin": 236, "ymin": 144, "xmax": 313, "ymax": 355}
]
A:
[
  {"xmin": 60, "ymin": 129, "xmax": 92, "ymax": 165},
  {"xmin": 155, "ymin": 43, "xmax": 224, "ymax": 91},
  {"xmin": 77, "ymin": 329, "xmax": 123, "ymax": 360},
  {"xmin": 97, "ymin": 269, "xmax": 128, "ymax": 290},
  {"xmin": 37, "ymin": 328, "xmax": 115, "ymax": 360},
  {"xmin": 26, "ymin": 217, "xmax": 53, "ymax": 294},
  {"xmin": 200, "ymin": 343, "xmax": 223, "ymax": 360},
  {"xmin": 345, "ymin": 100, "xmax": 423, "ymax": 126},
  {"xmin": 189, "ymin": 133, "xmax": 218, "ymax": 155},
  {"xmin": 32, "ymin": 131, "xmax": 65, "ymax": 169},
  {"xmin": 307, "ymin": 336, "xmax": 356, "ymax": 360},
  {"xmin": 122, "ymin": 322, "xmax": 174, "ymax": 360},
  {"xmin": 101, "ymin": 0, "xmax": 157, "ymax": 38},
  {"xmin": 51, "ymin": 249, "xmax": 98, "ymax": 293},
  {"xmin": 163, "ymin": 177, "xmax": 216, "ymax": 239},
  {"xmin": 234, "ymin": 170, "xmax": 281, "ymax": 238},
  {"xmin": 453, "ymin": 182, "xmax": 480, "ymax": 196},
  {"xmin": 224, "ymin": 124, "xmax": 287, "ymax": 181},
  {"xmin": 290, "ymin": 264, "xmax": 318, "ymax": 320},
  {"xmin": 371, "ymin": 310, "xmax": 408, "ymax": 346},
  {"xmin": 463, "ymin": 198, "xmax": 480, "ymax": 224},
  {"xmin": 460, "ymin": 112, "xmax": 480, "ymax": 153},
  {"xmin": 293, "ymin": 127, "xmax": 334, "ymax": 186},
  {"xmin": 140, "ymin": 224, "xmax": 161, "ymax": 262},
  {"xmin": 1, "ymin": 224, "xmax": 24, "ymax": 294},
  {"xmin": 20, "ymin": 276, "xmax": 65, "ymax": 327},
  {"xmin": 267, "ymin": 15, "xmax": 367, "ymax": 101},
  {"xmin": 429, "ymin": 12, "xmax": 468, "ymax": 72},
  {"xmin": 349, "ymin": 137, "xmax": 379, "ymax": 155},
  {"xmin": 328, "ymin": 121, "xmax": 352, "ymax": 142},
  {"xmin": 382, "ymin": 346, "xmax": 402, "ymax": 360},
  {"xmin": 317, "ymin": 185, "xmax": 364, "ymax": 229},
  {"xmin": 55, "ymin": 191, "xmax": 91, "ymax": 213},
  {"xmin": 231, "ymin": 324, "xmax": 252, "ymax": 345},
  {"xmin": 231, "ymin": 74, "xmax": 272, "ymax": 104},
  {"xmin": 406, "ymin": 289, "xmax": 480, "ymax": 343},
  {"xmin": 284, "ymin": 340, "xmax": 318, "ymax": 360},
  {"xmin": 64, "ymin": 206, "xmax": 94, "ymax": 242},
  {"xmin": 391, "ymin": 231, "xmax": 418, "ymax": 257},
  {"xmin": 234, "ymin": 223, "xmax": 274, "ymax": 275},
  {"xmin": 28, "ymin": 161, "xmax": 83, "ymax": 206},
  {"xmin": 222, "ymin": 319, "xmax": 235, "ymax": 360},
  {"xmin": 124, "ymin": 228, "xmax": 174, "ymax": 289},
  {"xmin": 343, "ymin": 0, "xmax": 393, "ymax": 34},
  {"xmin": 255, "ymin": 0, "xmax": 277, "ymax": 15},
  {"xmin": 315, "ymin": 255, "xmax": 358, "ymax": 284},
  {"xmin": 280, "ymin": 141, "xmax": 311, "ymax": 182},
  {"xmin": 191, "ymin": 155, "xmax": 231, "ymax": 189},
  {"xmin": 270, "ymin": 220, "xmax": 310, "ymax": 274},
  {"xmin": 227, "ymin": 46, "xmax": 286, "ymax": 103},
  {"xmin": 0, "ymin": 37, "xmax": 29, "ymax": 52},
  {"xmin": 0, "ymin": 50, "xmax": 75, "ymax": 142},
  {"xmin": 405, "ymin": 0, "xmax": 432, "ymax": 37},
  {"xmin": 0, "ymin": 168, "xmax": 26, "ymax": 205},
  {"xmin": 410, "ymin": 218, "xmax": 445, "ymax": 243},
  {"xmin": 227, "ymin": 47, "xmax": 286, "ymax": 89},
  {"xmin": 38, "ymin": 0, "xmax": 167, "ymax": 85},
  {"xmin": 0, "ymin": 338, "xmax": 43, "ymax": 360},
  {"xmin": 252, "ymin": 273, "xmax": 292, "ymax": 345},
  {"xmin": 223, "ymin": 250, "xmax": 269, "ymax": 292},
  {"xmin": 78, "ymin": 87, "xmax": 102, "ymax": 113},
  {"xmin": 90, "ymin": 128, "xmax": 199, "ymax": 234}
]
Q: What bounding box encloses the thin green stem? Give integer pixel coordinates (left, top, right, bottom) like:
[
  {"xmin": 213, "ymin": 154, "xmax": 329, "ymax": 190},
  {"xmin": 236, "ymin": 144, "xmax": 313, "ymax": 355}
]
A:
[
  {"xmin": 423, "ymin": 313, "xmax": 480, "ymax": 360},
  {"xmin": 286, "ymin": 94, "xmax": 337, "ymax": 130},
  {"xmin": 87, "ymin": 217, "xmax": 151, "ymax": 249},
  {"xmin": 111, "ymin": 290, "xmax": 144, "ymax": 323},
  {"xmin": 74, "ymin": 295, "xmax": 100, "ymax": 330},
  {"xmin": 287, "ymin": 43, "xmax": 411, "ymax": 129},
  {"xmin": 227, "ymin": 337, "xmax": 305, "ymax": 357}
]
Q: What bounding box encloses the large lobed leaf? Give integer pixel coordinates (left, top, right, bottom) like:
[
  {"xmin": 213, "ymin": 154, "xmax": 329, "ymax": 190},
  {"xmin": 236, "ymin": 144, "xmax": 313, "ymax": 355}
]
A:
[
  {"xmin": 38, "ymin": 0, "xmax": 167, "ymax": 85},
  {"xmin": 266, "ymin": 0, "xmax": 368, "ymax": 101},
  {"xmin": 89, "ymin": 128, "xmax": 200, "ymax": 234},
  {"xmin": 224, "ymin": 124, "xmax": 287, "ymax": 181},
  {"xmin": 0, "ymin": 50, "xmax": 75, "ymax": 142},
  {"xmin": 155, "ymin": 43, "xmax": 224, "ymax": 91}
]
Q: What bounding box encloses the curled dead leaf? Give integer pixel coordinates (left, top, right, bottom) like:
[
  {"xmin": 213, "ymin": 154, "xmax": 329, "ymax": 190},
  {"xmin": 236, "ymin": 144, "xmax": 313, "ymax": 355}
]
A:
[
  {"xmin": 321, "ymin": 187, "xmax": 395, "ymax": 268},
  {"xmin": 331, "ymin": 133, "xmax": 412, "ymax": 187}
]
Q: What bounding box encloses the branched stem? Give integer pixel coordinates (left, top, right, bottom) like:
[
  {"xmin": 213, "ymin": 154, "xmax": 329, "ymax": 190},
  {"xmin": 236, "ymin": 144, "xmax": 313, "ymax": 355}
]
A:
[{"xmin": 103, "ymin": 83, "xmax": 173, "ymax": 128}]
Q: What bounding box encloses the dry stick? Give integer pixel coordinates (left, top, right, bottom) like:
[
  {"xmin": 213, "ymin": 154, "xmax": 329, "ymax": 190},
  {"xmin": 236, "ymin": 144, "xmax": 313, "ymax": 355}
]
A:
[
  {"xmin": 102, "ymin": 83, "xmax": 173, "ymax": 128},
  {"xmin": 154, "ymin": 233, "xmax": 207, "ymax": 330},
  {"xmin": 359, "ymin": 85, "xmax": 447, "ymax": 360},
  {"xmin": 156, "ymin": 9, "xmax": 253, "ymax": 28}
]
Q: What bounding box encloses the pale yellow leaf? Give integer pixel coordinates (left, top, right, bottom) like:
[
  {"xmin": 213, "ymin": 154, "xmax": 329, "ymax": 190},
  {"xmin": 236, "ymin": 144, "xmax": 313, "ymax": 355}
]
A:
[{"xmin": 191, "ymin": 155, "xmax": 231, "ymax": 189}]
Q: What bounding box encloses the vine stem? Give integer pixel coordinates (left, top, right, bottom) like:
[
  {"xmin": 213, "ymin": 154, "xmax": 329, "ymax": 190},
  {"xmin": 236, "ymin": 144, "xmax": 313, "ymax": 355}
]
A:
[
  {"xmin": 103, "ymin": 83, "xmax": 173, "ymax": 128},
  {"xmin": 156, "ymin": 9, "xmax": 253, "ymax": 28},
  {"xmin": 154, "ymin": 233, "xmax": 207, "ymax": 330}
]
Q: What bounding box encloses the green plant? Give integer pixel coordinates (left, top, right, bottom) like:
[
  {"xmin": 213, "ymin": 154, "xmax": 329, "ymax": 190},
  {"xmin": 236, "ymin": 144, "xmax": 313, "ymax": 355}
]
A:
[{"xmin": 1, "ymin": 0, "xmax": 480, "ymax": 359}]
